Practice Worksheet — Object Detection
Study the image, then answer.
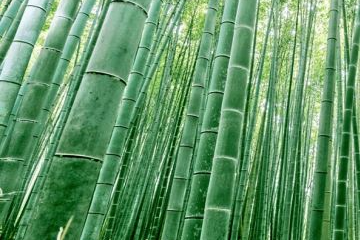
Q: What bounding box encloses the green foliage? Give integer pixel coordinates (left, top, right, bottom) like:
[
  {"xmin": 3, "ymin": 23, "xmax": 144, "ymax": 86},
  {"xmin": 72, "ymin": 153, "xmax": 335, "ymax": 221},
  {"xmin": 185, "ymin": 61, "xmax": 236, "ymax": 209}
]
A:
[{"xmin": 0, "ymin": 0, "xmax": 360, "ymax": 239}]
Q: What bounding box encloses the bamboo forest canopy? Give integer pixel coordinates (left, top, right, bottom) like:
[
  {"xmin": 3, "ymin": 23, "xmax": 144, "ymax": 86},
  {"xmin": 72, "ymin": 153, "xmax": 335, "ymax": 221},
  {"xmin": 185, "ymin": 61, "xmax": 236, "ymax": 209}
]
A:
[{"xmin": 0, "ymin": 0, "xmax": 360, "ymax": 239}]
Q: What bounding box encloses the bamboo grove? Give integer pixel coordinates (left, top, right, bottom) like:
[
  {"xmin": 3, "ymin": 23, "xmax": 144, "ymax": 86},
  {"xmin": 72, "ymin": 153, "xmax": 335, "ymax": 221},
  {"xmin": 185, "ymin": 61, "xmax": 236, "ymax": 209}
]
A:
[{"xmin": 0, "ymin": 0, "xmax": 360, "ymax": 239}]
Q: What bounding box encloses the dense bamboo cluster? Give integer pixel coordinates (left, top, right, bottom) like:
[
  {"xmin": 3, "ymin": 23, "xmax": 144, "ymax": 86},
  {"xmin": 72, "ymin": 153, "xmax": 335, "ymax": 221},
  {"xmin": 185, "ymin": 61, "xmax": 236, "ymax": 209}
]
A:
[{"xmin": 0, "ymin": 0, "xmax": 360, "ymax": 239}]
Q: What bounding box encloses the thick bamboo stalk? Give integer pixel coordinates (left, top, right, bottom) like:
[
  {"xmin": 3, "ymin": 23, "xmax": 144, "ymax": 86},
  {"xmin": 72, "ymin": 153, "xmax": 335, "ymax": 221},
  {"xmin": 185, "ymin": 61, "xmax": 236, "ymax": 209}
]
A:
[
  {"xmin": 80, "ymin": 1, "xmax": 162, "ymax": 238},
  {"xmin": 0, "ymin": 0, "xmax": 80, "ymax": 227},
  {"xmin": 20, "ymin": 0, "xmax": 151, "ymax": 239},
  {"xmin": 308, "ymin": 0, "xmax": 339, "ymax": 238},
  {"xmin": 0, "ymin": 0, "xmax": 54, "ymax": 141},
  {"xmin": 199, "ymin": 0, "xmax": 258, "ymax": 239},
  {"xmin": 180, "ymin": 1, "xmax": 238, "ymax": 239}
]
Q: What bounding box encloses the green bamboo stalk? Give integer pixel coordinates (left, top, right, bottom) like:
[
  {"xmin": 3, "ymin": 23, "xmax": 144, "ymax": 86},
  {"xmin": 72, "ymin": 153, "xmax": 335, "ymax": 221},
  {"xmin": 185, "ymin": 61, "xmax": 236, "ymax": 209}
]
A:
[
  {"xmin": 147, "ymin": 88, "xmax": 190, "ymax": 239},
  {"xmin": 231, "ymin": 3, "xmax": 271, "ymax": 237},
  {"xmin": 281, "ymin": 1, "xmax": 316, "ymax": 238},
  {"xmin": 255, "ymin": 5, "xmax": 279, "ymax": 238},
  {"xmin": 98, "ymin": 10, "xmax": 187, "ymax": 235},
  {"xmin": 20, "ymin": 0, "xmax": 151, "ymax": 239},
  {"xmin": 241, "ymin": 119, "xmax": 264, "ymax": 240},
  {"xmin": 274, "ymin": 2, "xmax": 299, "ymax": 238},
  {"xmin": 341, "ymin": 1, "xmax": 360, "ymax": 238},
  {"xmin": 110, "ymin": 42, "xmax": 173, "ymax": 238},
  {"xmin": 0, "ymin": 0, "xmax": 12, "ymax": 21},
  {"xmin": 40, "ymin": 0, "xmax": 97, "ymax": 116},
  {"xmin": 325, "ymin": 29, "xmax": 343, "ymax": 239},
  {"xmin": 0, "ymin": 0, "xmax": 54, "ymax": 141},
  {"xmin": 13, "ymin": 2, "xmax": 103, "ymax": 239},
  {"xmin": 146, "ymin": 37, "xmax": 197, "ymax": 239},
  {"xmin": 308, "ymin": 0, "xmax": 339, "ymax": 238},
  {"xmin": 134, "ymin": 0, "xmax": 186, "ymax": 122},
  {"xmin": 199, "ymin": 0, "xmax": 258, "ymax": 239},
  {"xmin": 109, "ymin": 25, "xmax": 197, "ymax": 238},
  {"xmin": 180, "ymin": 1, "xmax": 238, "ymax": 239},
  {"xmin": 0, "ymin": 0, "xmax": 80, "ymax": 226},
  {"xmin": 0, "ymin": 0, "xmax": 23, "ymax": 39},
  {"xmin": 160, "ymin": 0, "xmax": 219, "ymax": 239},
  {"xmin": 124, "ymin": 47, "xmax": 179, "ymax": 239},
  {"xmin": 20, "ymin": 0, "xmax": 97, "ymax": 185},
  {"xmin": 80, "ymin": 2, "xmax": 163, "ymax": 238},
  {"xmin": 0, "ymin": 0, "xmax": 28, "ymax": 64},
  {"xmin": 333, "ymin": 0, "xmax": 360, "ymax": 238}
]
